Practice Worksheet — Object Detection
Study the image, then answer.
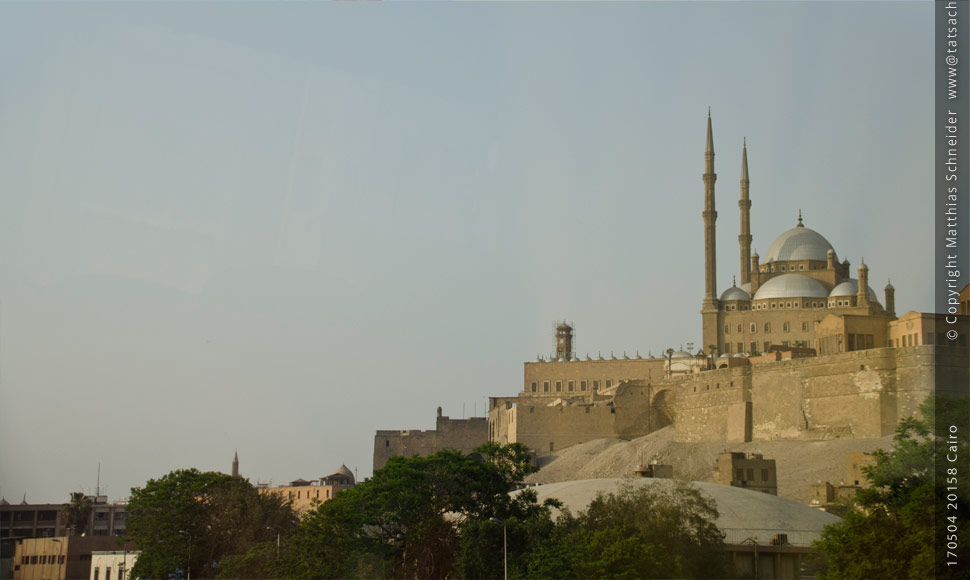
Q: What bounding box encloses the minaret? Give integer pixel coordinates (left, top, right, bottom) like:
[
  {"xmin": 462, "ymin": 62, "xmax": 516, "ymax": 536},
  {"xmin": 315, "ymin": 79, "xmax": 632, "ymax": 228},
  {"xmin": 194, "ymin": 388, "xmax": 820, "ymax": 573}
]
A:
[
  {"xmin": 232, "ymin": 451, "xmax": 239, "ymax": 477},
  {"xmin": 738, "ymin": 138, "xmax": 752, "ymax": 286},
  {"xmin": 885, "ymin": 280, "xmax": 896, "ymax": 318},
  {"xmin": 701, "ymin": 110, "xmax": 720, "ymax": 351},
  {"xmin": 857, "ymin": 261, "xmax": 870, "ymax": 308},
  {"xmin": 555, "ymin": 322, "xmax": 574, "ymax": 361}
]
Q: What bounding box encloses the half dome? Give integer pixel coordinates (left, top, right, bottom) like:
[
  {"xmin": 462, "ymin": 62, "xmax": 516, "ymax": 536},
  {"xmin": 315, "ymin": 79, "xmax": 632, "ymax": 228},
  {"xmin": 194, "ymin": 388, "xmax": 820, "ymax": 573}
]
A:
[{"xmin": 752, "ymin": 274, "xmax": 829, "ymax": 301}]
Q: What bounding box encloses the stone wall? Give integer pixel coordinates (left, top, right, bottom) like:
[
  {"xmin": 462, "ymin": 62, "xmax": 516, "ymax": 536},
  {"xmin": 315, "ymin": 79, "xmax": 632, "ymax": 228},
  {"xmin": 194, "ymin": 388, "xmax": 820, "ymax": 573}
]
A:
[{"xmin": 373, "ymin": 411, "xmax": 488, "ymax": 471}]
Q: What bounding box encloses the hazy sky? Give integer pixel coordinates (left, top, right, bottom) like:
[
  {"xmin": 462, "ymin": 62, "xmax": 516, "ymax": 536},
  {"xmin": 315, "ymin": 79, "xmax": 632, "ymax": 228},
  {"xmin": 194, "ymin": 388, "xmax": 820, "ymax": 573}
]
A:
[{"xmin": 0, "ymin": 2, "xmax": 932, "ymax": 503}]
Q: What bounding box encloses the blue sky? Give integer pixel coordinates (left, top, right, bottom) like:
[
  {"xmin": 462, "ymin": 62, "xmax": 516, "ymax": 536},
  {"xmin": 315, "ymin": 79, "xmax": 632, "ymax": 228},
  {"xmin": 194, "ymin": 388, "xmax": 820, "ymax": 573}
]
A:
[{"xmin": 0, "ymin": 2, "xmax": 932, "ymax": 502}]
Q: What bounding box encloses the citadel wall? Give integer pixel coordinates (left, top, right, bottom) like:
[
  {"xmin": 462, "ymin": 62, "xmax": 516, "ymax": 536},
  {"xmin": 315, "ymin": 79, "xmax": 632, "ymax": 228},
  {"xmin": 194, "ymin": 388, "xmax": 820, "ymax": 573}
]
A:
[{"xmin": 373, "ymin": 410, "xmax": 488, "ymax": 471}]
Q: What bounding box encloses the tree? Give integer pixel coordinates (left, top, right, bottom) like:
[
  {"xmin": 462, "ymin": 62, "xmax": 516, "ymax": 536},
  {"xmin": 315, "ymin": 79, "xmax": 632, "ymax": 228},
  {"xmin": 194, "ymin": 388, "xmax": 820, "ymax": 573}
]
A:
[
  {"xmin": 125, "ymin": 469, "xmax": 297, "ymax": 580},
  {"xmin": 276, "ymin": 442, "xmax": 545, "ymax": 580},
  {"xmin": 61, "ymin": 492, "xmax": 93, "ymax": 536},
  {"xmin": 814, "ymin": 395, "xmax": 970, "ymax": 580},
  {"xmin": 542, "ymin": 480, "xmax": 729, "ymax": 579}
]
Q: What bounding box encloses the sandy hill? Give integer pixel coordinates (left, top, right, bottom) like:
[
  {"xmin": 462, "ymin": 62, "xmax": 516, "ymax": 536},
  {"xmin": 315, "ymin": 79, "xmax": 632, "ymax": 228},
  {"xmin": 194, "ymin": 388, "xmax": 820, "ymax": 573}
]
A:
[{"xmin": 524, "ymin": 426, "xmax": 895, "ymax": 503}]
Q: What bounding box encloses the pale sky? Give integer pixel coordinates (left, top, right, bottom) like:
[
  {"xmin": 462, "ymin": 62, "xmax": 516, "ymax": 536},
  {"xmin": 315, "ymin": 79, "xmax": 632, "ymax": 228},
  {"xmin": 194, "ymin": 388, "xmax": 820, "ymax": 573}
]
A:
[{"xmin": 0, "ymin": 2, "xmax": 933, "ymax": 503}]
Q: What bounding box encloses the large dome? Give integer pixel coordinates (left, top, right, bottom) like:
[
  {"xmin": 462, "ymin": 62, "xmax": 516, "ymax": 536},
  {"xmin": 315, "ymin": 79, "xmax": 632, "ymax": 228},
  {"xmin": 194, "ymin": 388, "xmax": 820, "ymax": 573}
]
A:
[
  {"xmin": 752, "ymin": 274, "xmax": 829, "ymax": 301},
  {"xmin": 763, "ymin": 224, "xmax": 836, "ymax": 263}
]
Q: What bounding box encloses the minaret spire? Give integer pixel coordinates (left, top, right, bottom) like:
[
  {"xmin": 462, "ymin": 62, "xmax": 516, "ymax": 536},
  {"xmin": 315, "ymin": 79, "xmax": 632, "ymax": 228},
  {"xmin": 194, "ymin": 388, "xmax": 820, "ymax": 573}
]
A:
[
  {"xmin": 232, "ymin": 451, "xmax": 239, "ymax": 477},
  {"xmin": 738, "ymin": 138, "xmax": 752, "ymax": 286},
  {"xmin": 702, "ymin": 111, "xmax": 719, "ymax": 352}
]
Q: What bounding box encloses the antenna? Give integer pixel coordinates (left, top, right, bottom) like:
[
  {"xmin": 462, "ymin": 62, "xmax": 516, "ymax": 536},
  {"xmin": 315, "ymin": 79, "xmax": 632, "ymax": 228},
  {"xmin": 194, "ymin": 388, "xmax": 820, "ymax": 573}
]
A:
[{"xmin": 97, "ymin": 463, "xmax": 101, "ymax": 497}]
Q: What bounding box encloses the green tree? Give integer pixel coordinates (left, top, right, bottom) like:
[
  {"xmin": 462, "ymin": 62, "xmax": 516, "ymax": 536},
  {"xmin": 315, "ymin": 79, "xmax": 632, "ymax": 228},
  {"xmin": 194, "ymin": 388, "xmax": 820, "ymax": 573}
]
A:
[
  {"xmin": 276, "ymin": 442, "xmax": 545, "ymax": 580},
  {"xmin": 125, "ymin": 469, "xmax": 297, "ymax": 580},
  {"xmin": 551, "ymin": 480, "xmax": 729, "ymax": 580},
  {"xmin": 60, "ymin": 492, "xmax": 93, "ymax": 536},
  {"xmin": 814, "ymin": 394, "xmax": 970, "ymax": 580}
]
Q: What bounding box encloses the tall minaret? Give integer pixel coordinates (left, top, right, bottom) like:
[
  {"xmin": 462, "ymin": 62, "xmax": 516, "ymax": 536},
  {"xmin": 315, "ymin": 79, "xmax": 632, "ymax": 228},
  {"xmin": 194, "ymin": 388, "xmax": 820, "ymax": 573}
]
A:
[
  {"xmin": 701, "ymin": 110, "xmax": 720, "ymax": 351},
  {"xmin": 738, "ymin": 138, "xmax": 752, "ymax": 286},
  {"xmin": 857, "ymin": 261, "xmax": 870, "ymax": 308},
  {"xmin": 232, "ymin": 451, "xmax": 239, "ymax": 477}
]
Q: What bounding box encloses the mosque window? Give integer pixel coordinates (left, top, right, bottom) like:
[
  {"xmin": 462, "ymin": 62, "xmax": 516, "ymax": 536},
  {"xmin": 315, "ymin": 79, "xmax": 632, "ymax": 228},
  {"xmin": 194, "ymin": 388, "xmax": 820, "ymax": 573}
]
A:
[
  {"xmin": 764, "ymin": 341, "xmax": 770, "ymax": 352},
  {"xmin": 764, "ymin": 322, "xmax": 771, "ymax": 333},
  {"xmin": 556, "ymin": 381, "xmax": 562, "ymax": 392},
  {"xmin": 799, "ymin": 265, "xmax": 805, "ymax": 270},
  {"xmin": 784, "ymin": 322, "xmax": 790, "ymax": 333},
  {"xmin": 568, "ymin": 381, "xmax": 575, "ymax": 392},
  {"xmin": 771, "ymin": 303, "xmax": 777, "ymax": 309},
  {"xmin": 725, "ymin": 324, "xmax": 730, "ymax": 334},
  {"xmin": 581, "ymin": 380, "xmax": 588, "ymax": 391},
  {"xmin": 802, "ymin": 322, "xmax": 809, "ymax": 332},
  {"xmin": 531, "ymin": 382, "xmax": 537, "ymax": 392},
  {"xmin": 750, "ymin": 323, "xmax": 757, "ymax": 333},
  {"xmin": 738, "ymin": 324, "xmax": 743, "ymax": 333},
  {"xmin": 780, "ymin": 266, "xmax": 786, "ymax": 272},
  {"xmin": 593, "ymin": 380, "xmax": 599, "ymax": 390},
  {"xmin": 606, "ymin": 380, "xmax": 613, "ymax": 388},
  {"xmin": 786, "ymin": 302, "xmax": 792, "ymax": 308},
  {"xmin": 737, "ymin": 342, "xmax": 743, "ymax": 353},
  {"xmin": 543, "ymin": 381, "xmax": 550, "ymax": 392}
]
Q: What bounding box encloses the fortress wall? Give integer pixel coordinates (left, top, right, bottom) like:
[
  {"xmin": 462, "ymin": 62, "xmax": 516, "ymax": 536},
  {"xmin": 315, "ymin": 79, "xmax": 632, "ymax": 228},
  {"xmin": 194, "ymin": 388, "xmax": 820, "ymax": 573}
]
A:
[
  {"xmin": 509, "ymin": 404, "xmax": 617, "ymax": 453},
  {"xmin": 373, "ymin": 416, "xmax": 488, "ymax": 471},
  {"xmin": 670, "ymin": 367, "xmax": 752, "ymax": 442}
]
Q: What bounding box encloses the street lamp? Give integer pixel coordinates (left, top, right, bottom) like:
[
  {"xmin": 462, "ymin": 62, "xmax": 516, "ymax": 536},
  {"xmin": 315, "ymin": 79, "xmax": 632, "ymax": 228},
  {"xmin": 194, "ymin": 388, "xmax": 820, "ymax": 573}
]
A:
[
  {"xmin": 489, "ymin": 517, "xmax": 507, "ymax": 580},
  {"xmin": 51, "ymin": 539, "xmax": 63, "ymax": 580}
]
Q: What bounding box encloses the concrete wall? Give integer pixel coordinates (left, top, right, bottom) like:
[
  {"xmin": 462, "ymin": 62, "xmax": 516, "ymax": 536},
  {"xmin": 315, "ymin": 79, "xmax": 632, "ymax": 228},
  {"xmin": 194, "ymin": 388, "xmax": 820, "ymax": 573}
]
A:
[{"xmin": 373, "ymin": 413, "xmax": 488, "ymax": 471}]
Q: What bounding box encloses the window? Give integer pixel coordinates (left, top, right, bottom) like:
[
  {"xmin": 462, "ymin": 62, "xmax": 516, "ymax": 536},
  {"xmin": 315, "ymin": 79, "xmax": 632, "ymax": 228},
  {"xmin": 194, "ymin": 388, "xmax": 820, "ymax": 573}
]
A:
[
  {"xmin": 593, "ymin": 380, "xmax": 599, "ymax": 390},
  {"xmin": 786, "ymin": 302, "xmax": 792, "ymax": 308},
  {"xmin": 737, "ymin": 342, "xmax": 743, "ymax": 353},
  {"xmin": 385, "ymin": 440, "xmax": 389, "ymax": 448},
  {"xmin": 567, "ymin": 381, "xmax": 574, "ymax": 392},
  {"xmin": 606, "ymin": 380, "xmax": 613, "ymax": 388},
  {"xmin": 799, "ymin": 264, "xmax": 805, "ymax": 270},
  {"xmin": 764, "ymin": 341, "xmax": 770, "ymax": 353},
  {"xmin": 555, "ymin": 381, "xmax": 562, "ymax": 392},
  {"xmin": 725, "ymin": 324, "xmax": 730, "ymax": 334},
  {"xmin": 581, "ymin": 380, "xmax": 588, "ymax": 391},
  {"xmin": 764, "ymin": 322, "xmax": 771, "ymax": 333},
  {"xmin": 750, "ymin": 323, "xmax": 756, "ymax": 333},
  {"xmin": 750, "ymin": 341, "xmax": 757, "ymax": 353},
  {"xmin": 543, "ymin": 381, "xmax": 550, "ymax": 392},
  {"xmin": 737, "ymin": 324, "xmax": 743, "ymax": 333},
  {"xmin": 530, "ymin": 381, "xmax": 537, "ymax": 393},
  {"xmin": 802, "ymin": 321, "xmax": 809, "ymax": 332},
  {"xmin": 106, "ymin": 568, "xmax": 112, "ymax": 580},
  {"xmin": 780, "ymin": 265, "xmax": 786, "ymax": 271},
  {"xmin": 761, "ymin": 468, "xmax": 769, "ymax": 481},
  {"xmin": 746, "ymin": 468, "xmax": 754, "ymax": 480},
  {"xmin": 783, "ymin": 322, "xmax": 790, "ymax": 333},
  {"xmin": 94, "ymin": 567, "xmax": 100, "ymax": 580}
]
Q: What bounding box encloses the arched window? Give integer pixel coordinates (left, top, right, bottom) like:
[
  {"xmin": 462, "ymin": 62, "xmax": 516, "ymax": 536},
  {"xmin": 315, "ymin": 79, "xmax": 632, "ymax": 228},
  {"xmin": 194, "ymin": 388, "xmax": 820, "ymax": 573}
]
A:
[
  {"xmin": 750, "ymin": 323, "xmax": 757, "ymax": 333},
  {"xmin": 764, "ymin": 322, "xmax": 771, "ymax": 333}
]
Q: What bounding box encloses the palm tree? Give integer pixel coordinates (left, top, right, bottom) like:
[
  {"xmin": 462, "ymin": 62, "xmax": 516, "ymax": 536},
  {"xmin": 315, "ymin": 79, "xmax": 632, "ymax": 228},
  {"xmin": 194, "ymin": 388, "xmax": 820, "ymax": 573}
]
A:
[{"xmin": 61, "ymin": 492, "xmax": 93, "ymax": 536}]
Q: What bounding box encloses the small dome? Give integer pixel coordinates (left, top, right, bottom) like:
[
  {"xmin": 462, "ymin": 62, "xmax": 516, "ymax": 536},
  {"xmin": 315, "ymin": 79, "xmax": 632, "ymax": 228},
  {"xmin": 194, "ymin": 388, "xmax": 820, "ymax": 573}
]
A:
[
  {"xmin": 719, "ymin": 353, "xmax": 730, "ymax": 358},
  {"xmin": 327, "ymin": 464, "xmax": 355, "ymax": 484},
  {"xmin": 830, "ymin": 279, "xmax": 879, "ymax": 302},
  {"xmin": 720, "ymin": 286, "xmax": 751, "ymax": 301},
  {"xmin": 671, "ymin": 350, "xmax": 693, "ymax": 359},
  {"xmin": 732, "ymin": 353, "xmax": 748, "ymax": 358},
  {"xmin": 885, "ymin": 280, "xmax": 894, "ymax": 290},
  {"xmin": 752, "ymin": 274, "xmax": 829, "ymax": 301},
  {"xmin": 763, "ymin": 225, "xmax": 836, "ymax": 263}
]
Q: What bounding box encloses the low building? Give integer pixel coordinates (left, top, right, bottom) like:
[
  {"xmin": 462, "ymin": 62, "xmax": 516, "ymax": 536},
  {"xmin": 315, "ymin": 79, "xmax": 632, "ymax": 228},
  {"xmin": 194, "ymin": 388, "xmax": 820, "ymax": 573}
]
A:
[
  {"xmin": 713, "ymin": 452, "xmax": 778, "ymax": 495},
  {"xmin": 12, "ymin": 537, "xmax": 133, "ymax": 580},
  {"xmin": 257, "ymin": 465, "xmax": 356, "ymax": 514},
  {"xmin": 90, "ymin": 550, "xmax": 139, "ymax": 580}
]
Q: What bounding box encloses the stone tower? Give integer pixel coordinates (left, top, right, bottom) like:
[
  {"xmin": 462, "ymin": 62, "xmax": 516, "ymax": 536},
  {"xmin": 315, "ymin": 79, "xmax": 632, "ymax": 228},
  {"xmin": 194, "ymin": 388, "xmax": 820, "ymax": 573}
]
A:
[
  {"xmin": 738, "ymin": 138, "xmax": 752, "ymax": 286},
  {"xmin": 858, "ymin": 261, "xmax": 870, "ymax": 308},
  {"xmin": 885, "ymin": 280, "xmax": 896, "ymax": 318},
  {"xmin": 701, "ymin": 111, "xmax": 720, "ymax": 351},
  {"xmin": 232, "ymin": 451, "xmax": 239, "ymax": 477},
  {"xmin": 555, "ymin": 322, "xmax": 574, "ymax": 361}
]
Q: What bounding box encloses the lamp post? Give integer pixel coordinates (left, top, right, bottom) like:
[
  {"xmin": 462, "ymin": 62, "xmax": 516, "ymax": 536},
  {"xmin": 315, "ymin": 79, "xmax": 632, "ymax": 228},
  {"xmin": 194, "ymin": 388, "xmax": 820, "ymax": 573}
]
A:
[
  {"xmin": 51, "ymin": 538, "xmax": 63, "ymax": 580},
  {"xmin": 489, "ymin": 517, "xmax": 507, "ymax": 580}
]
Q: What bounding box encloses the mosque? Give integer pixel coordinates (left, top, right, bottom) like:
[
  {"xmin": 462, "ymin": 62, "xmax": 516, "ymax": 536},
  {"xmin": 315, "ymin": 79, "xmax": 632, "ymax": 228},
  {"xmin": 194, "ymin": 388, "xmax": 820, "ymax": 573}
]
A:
[{"xmin": 375, "ymin": 113, "xmax": 969, "ymax": 470}]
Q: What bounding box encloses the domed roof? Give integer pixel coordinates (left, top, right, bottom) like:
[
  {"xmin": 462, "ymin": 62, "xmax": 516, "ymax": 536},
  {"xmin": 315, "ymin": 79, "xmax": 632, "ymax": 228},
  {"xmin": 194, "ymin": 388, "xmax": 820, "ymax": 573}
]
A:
[
  {"xmin": 328, "ymin": 464, "xmax": 355, "ymax": 483},
  {"xmin": 830, "ymin": 279, "xmax": 879, "ymax": 302},
  {"xmin": 720, "ymin": 286, "xmax": 751, "ymax": 301},
  {"xmin": 752, "ymin": 274, "xmax": 829, "ymax": 301},
  {"xmin": 671, "ymin": 350, "xmax": 693, "ymax": 359},
  {"xmin": 763, "ymin": 223, "xmax": 836, "ymax": 263},
  {"xmin": 511, "ymin": 478, "xmax": 841, "ymax": 546}
]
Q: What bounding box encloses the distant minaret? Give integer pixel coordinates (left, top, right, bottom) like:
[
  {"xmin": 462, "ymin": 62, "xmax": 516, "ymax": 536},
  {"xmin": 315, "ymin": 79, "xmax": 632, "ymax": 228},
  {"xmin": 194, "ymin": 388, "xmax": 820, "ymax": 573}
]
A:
[
  {"xmin": 701, "ymin": 110, "xmax": 720, "ymax": 351},
  {"xmin": 885, "ymin": 280, "xmax": 896, "ymax": 318},
  {"xmin": 703, "ymin": 110, "xmax": 718, "ymax": 305},
  {"xmin": 738, "ymin": 138, "xmax": 752, "ymax": 286},
  {"xmin": 232, "ymin": 451, "xmax": 239, "ymax": 477}
]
